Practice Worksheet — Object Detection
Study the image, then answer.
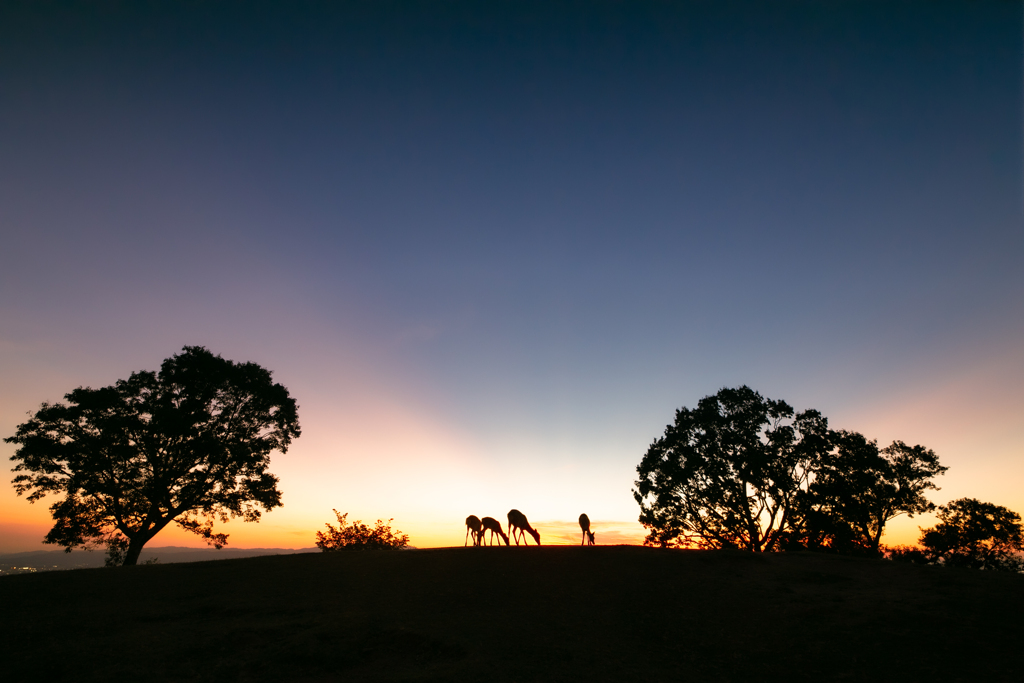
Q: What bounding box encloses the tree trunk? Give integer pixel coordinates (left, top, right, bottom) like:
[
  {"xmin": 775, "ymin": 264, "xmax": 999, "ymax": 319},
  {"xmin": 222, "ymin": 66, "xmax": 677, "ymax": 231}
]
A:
[
  {"xmin": 122, "ymin": 536, "xmax": 146, "ymax": 566},
  {"xmin": 870, "ymin": 528, "xmax": 884, "ymax": 556}
]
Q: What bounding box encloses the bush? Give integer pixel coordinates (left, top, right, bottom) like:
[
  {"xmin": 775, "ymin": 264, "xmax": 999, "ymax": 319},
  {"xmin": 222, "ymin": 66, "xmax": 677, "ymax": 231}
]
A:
[
  {"xmin": 315, "ymin": 510, "xmax": 410, "ymax": 551},
  {"xmin": 884, "ymin": 544, "xmax": 930, "ymax": 565}
]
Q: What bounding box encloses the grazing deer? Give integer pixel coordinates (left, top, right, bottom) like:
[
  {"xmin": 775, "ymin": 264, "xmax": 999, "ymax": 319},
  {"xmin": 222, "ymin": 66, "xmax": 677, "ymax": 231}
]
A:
[
  {"xmin": 480, "ymin": 516, "xmax": 509, "ymax": 546},
  {"xmin": 507, "ymin": 509, "xmax": 541, "ymax": 546},
  {"xmin": 579, "ymin": 513, "xmax": 596, "ymax": 546},
  {"xmin": 465, "ymin": 515, "xmax": 483, "ymax": 546}
]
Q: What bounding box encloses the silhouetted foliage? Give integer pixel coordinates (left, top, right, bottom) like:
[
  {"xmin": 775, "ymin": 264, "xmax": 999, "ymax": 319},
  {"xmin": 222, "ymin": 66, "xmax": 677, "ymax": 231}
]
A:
[
  {"xmin": 884, "ymin": 544, "xmax": 931, "ymax": 564},
  {"xmin": 6, "ymin": 346, "xmax": 300, "ymax": 566},
  {"xmin": 634, "ymin": 386, "xmax": 829, "ymax": 551},
  {"xmin": 315, "ymin": 510, "xmax": 410, "ymax": 551},
  {"xmin": 103, "ymin": 535, "xmax": 130, "ymax": 567},
  {"xmin": 919, "ymin": 498, "xmax": 1024, "ymax": 572},
  {"xmin": 635, "ymin": 386, "xmax": 946, "ymax": 554},
  {"xmin": 789, "ymin": 432, "xmax": 947, "ymax": 555}
]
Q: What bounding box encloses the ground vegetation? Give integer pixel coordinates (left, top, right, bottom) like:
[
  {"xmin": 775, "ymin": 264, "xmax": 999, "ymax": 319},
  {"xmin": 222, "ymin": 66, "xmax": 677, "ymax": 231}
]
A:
[{"xmin": 315, "ymin": 510, "xmax": 410, "ymax": 550}]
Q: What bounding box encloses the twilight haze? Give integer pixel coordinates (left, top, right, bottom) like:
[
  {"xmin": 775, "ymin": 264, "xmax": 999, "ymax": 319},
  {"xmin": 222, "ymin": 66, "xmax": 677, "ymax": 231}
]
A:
[{"xmin": 1, "ymin": 2, "xmax": 1021, "ymax": 552}]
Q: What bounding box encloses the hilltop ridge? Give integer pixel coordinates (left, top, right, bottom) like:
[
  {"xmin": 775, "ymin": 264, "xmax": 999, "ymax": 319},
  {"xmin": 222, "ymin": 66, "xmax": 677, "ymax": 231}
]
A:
[{"xmin": 1, "ymin": 546, "xmax": 1020, "ymax": 682}]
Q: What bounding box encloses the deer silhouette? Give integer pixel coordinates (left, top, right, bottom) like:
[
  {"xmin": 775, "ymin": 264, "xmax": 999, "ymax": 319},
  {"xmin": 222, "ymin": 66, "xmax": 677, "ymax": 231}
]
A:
[
  {"xmin": 465, "ymin": 515, "xmax": 483, "ymax": 546},
  {"xmin": 579, "ymin": 513, "xmax": 596, "ymax": 545},
  {"xmin": 507, "ymin": 509, "xmax": 541, "ymax": 545},
  {"xmin": 480, "ymin": 516, "xmax": 509, "ymax": 546}
]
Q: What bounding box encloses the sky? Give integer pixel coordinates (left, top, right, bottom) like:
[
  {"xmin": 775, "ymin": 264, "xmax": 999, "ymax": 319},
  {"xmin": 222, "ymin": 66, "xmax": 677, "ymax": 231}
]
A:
[{"xmin": 1, "ymin": 1, "xmax": 1021, "ymax": 553}]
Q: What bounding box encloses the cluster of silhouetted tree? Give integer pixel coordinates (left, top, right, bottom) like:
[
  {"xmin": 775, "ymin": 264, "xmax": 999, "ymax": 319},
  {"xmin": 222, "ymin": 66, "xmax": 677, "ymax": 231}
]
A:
[
  {"xmin": 6, "ymin": 348, "xmax": 1019, "ymax": 572},
  {"xmin": 634, "ymin": 386, "xmax": 1023, "ymax": 571}
]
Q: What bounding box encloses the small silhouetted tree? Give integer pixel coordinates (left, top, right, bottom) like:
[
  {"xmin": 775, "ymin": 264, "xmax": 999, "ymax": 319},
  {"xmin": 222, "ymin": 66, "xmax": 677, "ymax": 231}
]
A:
[
  {"xmin": 919, "ymin": 498, "xmax": 1024, "ymax": 571},
  {"xmin": 315, "ymin": 510, "xmax": 410, "ymax": 551},
  {"xmin": 6, "ymin": 347, "xmax": 300, "ymax": 566},
  {"xmin": 790, "ymin": 432, "xmax": 946, "ymax": 555},
  {"xmin": 634, "ymin": 386, "xmax": 829, "ymax": 551}
]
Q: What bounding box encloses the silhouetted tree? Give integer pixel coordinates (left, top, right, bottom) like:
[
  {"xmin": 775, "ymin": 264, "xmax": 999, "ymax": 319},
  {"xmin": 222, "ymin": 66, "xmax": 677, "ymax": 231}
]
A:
[
  {"xmin": 790, "ymin": 432, "xmax": 946, "ymax": 555},
  {"xmin": 6, "ymin": 346, "xmax": 300, "ymax": 566},
  {"xmin": 315, "ymin": 510, "xmax": 410, "ymax": 550},
  {"xmin": 919, "ymin": 498, "xmax": 1024, "ymax": 571},
  {"xmin": 633, "ymin": 386, "xmax": 829, "ymax": 551}
]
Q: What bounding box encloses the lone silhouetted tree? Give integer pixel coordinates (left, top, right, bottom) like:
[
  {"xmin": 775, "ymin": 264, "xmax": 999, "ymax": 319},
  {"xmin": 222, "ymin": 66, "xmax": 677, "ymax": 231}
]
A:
[
  {"xmin": 6, "ymin": 346, "xmax": 300, "ymax": 566},
  {"xmin": 790, "ymin": 431, "xmax": 946, "ymax": 555},
  {"xmin": 919, "ymin": 498, "xmax": 1024, "ymax": 571},
  {"xmin": 633, "ymin": 386, "xmax": 829, "ymax": 551},
  {"xmin": 315, "ymin": 510, "xmax": 410, "ymax": 550}
]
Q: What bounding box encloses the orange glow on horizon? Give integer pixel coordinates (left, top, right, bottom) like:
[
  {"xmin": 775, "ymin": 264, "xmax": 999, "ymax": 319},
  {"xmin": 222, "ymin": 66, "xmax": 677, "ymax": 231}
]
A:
[
  {"xmin": 1, "ymin": 338, "xmax": 1014, "ymax": 555},
  {"xmin": 0, "ymin": 509, "xmax": 926, "ymax": 553}
]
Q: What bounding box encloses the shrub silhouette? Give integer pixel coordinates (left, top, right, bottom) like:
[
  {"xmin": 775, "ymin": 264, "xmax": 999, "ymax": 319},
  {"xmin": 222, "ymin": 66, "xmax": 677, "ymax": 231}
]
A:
[
  {"xmin": 315, "ymin": 510, "xmax": 410, "ymax": 551},
  {"xmin": 884, "ymin": 544, "xmax": 930, "ymax": 564}
]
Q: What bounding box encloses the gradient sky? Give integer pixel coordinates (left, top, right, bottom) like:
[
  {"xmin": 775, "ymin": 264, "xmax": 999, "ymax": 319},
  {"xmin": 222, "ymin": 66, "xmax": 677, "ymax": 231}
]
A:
[{"xmin": 1, "ymin": 1, "xmax": 1021, "ymax": 552}]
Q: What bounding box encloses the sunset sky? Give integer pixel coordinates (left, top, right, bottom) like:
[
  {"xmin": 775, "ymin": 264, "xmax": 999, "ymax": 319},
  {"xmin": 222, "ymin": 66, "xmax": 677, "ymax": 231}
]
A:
[{"xmin": 1, "ymin": 1, "xmax": 1021, "ymax": 553}]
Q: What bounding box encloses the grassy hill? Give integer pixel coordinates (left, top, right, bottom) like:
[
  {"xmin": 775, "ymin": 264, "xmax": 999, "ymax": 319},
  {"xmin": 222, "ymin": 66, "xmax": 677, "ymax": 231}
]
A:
[{"xmin": 1, "ymin": 546, "xmax": 1020, "ymax": 682}]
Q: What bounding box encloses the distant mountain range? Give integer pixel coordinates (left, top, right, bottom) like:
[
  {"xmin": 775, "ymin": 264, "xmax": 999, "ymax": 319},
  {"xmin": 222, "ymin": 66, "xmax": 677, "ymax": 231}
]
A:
[{"xmin": 0, "ymin": 546, "xmax": 318, "ymax": 572}]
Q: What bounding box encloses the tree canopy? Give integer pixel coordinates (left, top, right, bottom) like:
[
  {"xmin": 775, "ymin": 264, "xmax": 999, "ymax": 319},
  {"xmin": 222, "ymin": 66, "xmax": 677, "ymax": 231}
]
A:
[
  {"xmin": 919, "ymin": 498, "xmax": 1024, "ymax": 572},
  {"xmin": 634, "ymin": 386, "xmax": 946, "ymax": 553},
  {"xmin": 6, "ymin": 346, "xmax": 300, "ymax": 566},
  {"xmin": 791, "ymin": 433, "xmax": 946, "ymax": 555},
  {"xmin": 633, "ymin": 386, "xmax": 829, "ymax": 551},
  {"xmin": 315, "ymin": 510, "xmax": 410, "ymax": 551}
]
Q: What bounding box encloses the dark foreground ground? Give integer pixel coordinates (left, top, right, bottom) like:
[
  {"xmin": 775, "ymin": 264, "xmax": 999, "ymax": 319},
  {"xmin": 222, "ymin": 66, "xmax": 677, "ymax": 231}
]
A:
[
  {"xmin": 0, "ymin": 546, "xmax": 317, "ymax": 574},
  {"xmin": 1, "ymin": 546, "xmax": 1021, "ymax": 682}
]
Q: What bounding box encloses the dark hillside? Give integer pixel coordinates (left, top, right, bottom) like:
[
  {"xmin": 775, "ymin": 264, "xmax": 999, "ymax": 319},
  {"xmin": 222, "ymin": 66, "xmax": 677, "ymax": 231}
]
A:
[
  {"xmin": 0, "ymin": 546, "xmax": 317, "ymax": 573},
  {"xmin": 1, "ymin": 546, "xmax": 1020, "ymax": 682}
]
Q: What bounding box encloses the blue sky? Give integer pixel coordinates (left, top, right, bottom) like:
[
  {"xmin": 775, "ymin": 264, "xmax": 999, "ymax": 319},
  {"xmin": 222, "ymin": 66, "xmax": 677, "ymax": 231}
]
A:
[{"xmin": 1, "ymin": 1, "xmax": 1021, "ymax": 550}]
